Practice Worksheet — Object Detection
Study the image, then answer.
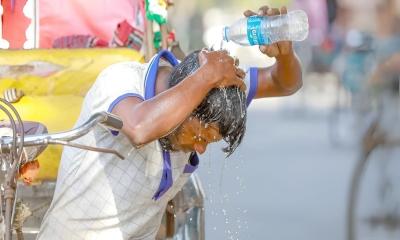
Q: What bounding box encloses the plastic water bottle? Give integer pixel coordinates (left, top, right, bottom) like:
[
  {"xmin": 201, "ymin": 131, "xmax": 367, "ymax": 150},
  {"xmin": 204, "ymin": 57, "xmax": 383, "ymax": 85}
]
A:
[{"xmin": 222, "ymin": 10, "xmax": 309, "ymax": 46}]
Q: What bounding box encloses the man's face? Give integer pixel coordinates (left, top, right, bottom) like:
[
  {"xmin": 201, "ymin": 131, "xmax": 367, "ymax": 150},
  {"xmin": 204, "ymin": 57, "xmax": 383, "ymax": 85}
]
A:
[{"xmin": 168, "ymin": 117, "xmax": 223, "ymax": 154}]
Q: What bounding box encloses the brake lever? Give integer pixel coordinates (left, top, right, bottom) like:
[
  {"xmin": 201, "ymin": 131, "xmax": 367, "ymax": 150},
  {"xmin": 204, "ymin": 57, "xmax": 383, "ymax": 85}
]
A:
[{"xmin": 49, "ymin": 140, "xmax": 125, "ymax": 160}]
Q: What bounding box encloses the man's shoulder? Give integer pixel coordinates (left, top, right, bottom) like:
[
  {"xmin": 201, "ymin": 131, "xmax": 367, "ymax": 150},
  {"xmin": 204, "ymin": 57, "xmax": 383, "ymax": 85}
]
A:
[
  {"xmin": 93, "ymin": 60, "xmax": 147, "ymax": 88},
  {"xmin": 103, "ymin": 61, "xmax": 147, "ymax": 75}
]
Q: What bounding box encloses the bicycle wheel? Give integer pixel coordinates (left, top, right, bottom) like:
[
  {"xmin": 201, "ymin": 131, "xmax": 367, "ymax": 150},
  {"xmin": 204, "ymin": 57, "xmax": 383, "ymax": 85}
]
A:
[{"xmin": 347, "ymin": 145, "xmax": 400, "ymax": 240}]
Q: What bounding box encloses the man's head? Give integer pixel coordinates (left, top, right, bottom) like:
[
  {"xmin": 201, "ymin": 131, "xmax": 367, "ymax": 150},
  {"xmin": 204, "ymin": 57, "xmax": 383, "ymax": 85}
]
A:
[{"xmin": 159, "ymin": 50, "xmax": 247, "ymax": 156}]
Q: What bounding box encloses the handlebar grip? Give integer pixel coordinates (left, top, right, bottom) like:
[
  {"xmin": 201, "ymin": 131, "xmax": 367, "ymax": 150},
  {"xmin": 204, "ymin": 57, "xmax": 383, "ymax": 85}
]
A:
[{"xmin": 102, "ymin": 113, "xmax": 123, "ymax": 130}]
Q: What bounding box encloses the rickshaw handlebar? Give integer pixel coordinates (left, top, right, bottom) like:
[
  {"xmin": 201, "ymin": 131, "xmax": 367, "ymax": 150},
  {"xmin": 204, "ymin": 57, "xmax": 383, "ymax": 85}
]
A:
[{"xmin": 0, "ymin": 111, "xmax": 123, "ymax": 153}]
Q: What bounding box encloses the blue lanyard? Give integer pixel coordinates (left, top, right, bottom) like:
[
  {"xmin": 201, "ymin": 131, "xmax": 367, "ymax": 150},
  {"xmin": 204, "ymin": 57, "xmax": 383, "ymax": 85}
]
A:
[
  {"xmin": 144, "ymin": 50, "xmax": 177, "ymax": 201},
  {"xmin": 145, "ymin": 50, "xmax": 200, "ymax": 200}
]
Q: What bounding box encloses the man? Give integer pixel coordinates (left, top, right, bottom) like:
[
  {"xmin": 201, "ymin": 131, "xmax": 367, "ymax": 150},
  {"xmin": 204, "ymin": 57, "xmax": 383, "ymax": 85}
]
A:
[{"xmin": 38, "ymin": 6, "xmax": 302, "ymax": 240}]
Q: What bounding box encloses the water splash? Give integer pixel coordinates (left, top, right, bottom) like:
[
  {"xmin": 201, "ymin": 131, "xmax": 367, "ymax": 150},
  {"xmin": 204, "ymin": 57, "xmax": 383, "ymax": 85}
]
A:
[
  {"xmin": 202, "ymin": 148, "xmax": 249, "ymax": 239},
  {"xmin": 209, "ymin": 39, "xmax": 226, "ymax": 51}
]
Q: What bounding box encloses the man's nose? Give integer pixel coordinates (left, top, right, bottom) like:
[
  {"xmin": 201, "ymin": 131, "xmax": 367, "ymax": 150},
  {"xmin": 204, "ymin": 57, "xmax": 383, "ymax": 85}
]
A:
[{"xmin": 194, "ymin": 143, "xmax": 207, "ymax": 154}]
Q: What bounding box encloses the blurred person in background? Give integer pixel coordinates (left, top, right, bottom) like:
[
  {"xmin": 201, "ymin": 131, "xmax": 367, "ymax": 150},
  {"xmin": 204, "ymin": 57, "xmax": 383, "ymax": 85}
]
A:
[
  {"xmin": 293, "ymin": 0, "xmax": 351, "ymax": 73},
  {"xmin": 292, "ymin": 0, "xmax": 328, "ymax": 73},
  {"xmin": 293, "ymin": 0, "xmax": 328, "ymax": 46},
  {"xmin": 317, "ymin": 0, "xmax": 352, "ymax": 73},
  {"xmin": 368, "ymin": 0, "xmax": 400, "ymax": 96}
]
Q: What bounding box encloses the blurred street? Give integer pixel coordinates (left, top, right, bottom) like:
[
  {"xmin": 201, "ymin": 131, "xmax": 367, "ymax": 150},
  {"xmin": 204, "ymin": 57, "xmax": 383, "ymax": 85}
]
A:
[{"xmin": 198, "ymin": 77, "xmax": 400, "ymax": 240}]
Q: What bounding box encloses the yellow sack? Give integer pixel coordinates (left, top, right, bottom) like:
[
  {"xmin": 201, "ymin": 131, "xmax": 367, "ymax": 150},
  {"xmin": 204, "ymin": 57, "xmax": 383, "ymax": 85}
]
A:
[
  {"xmin": 0, "ymin": 48, "xmax": 143, "ymax": 180},
  {"xmin": 0, "ymin": 48, "xmax": 143, "ymax": 96}
]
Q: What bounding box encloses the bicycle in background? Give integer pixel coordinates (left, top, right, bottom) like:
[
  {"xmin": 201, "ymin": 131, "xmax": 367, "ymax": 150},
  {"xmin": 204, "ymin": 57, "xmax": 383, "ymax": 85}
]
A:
[{"xmin": 346, "ymin": 76, "xmax": 400, "ymax": 240}]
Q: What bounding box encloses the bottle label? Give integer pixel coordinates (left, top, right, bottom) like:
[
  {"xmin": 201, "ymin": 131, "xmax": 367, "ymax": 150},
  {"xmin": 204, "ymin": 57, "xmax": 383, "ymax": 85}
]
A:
[{"xmin": 247, "ymin": 16, "xmax": 270, "ymax": 45}]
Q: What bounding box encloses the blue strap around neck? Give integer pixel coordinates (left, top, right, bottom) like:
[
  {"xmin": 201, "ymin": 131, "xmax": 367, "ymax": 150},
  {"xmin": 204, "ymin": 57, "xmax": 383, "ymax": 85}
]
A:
[
  {"xmin": 144, "ymin": 50, "xmax": 179, "ymax": 100},
  {"xmin": 152, "ymin": 150, "xmax": 173, "ymax": 200},
  {"xmin": 145, "ymin": 50, "xmax": 181, "ymax": 201}
]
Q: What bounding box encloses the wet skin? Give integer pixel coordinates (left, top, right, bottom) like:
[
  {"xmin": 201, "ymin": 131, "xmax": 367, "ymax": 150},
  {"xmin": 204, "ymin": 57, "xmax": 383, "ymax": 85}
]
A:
[
  {"xmin": 19, "ymin": 160, "xmax": 40, "ymax": 185},
  {"xmin": 167, "ymin": 117, "xmax": 222, "ymax": 154}
]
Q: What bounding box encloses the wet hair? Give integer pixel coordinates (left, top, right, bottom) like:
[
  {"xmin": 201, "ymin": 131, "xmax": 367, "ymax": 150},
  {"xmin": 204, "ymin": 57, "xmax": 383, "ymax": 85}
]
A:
[{"xmin": 160, "ymin": 50, "xmax": 247, "ymax": 156}]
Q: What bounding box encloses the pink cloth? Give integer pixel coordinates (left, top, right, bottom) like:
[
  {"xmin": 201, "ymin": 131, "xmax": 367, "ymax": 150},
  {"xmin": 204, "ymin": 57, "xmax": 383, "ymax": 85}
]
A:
[
  {"xmin": 52, "ymin": 35, "xmax": 108, "ymax": 48},
  {"xmin": 39, "ymin": 0, "xmax": 145, "ymax": 48}
]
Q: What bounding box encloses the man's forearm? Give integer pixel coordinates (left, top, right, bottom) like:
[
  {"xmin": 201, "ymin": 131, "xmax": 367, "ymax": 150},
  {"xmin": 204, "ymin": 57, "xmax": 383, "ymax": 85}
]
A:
[
  {"xmin": 271, "ymin": 50, "xmax": 303, "ymax": 94},
  {"xmin": 121, "ymin": 68, "xmax": 214, "ymax": 146}
]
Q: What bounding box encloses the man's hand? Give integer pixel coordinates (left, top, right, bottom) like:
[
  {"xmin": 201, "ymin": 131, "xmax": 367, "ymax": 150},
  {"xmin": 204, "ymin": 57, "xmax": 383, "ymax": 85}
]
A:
[
  {"xmin": 19, "ymin": 160, "xmax": 40, "ymax": 185},
  {"xmin": 198, "ymin": 49, "xmax": 246, "ymax": 91},
  {"xmin": 244, "ymin": 6, "xmax": 293, "ymax": 58}
]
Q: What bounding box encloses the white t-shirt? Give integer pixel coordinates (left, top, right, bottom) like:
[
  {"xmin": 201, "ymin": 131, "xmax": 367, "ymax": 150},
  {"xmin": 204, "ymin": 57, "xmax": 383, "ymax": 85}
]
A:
[{"xmin": 37, "ymin": 51, "xmax": 258, "ymax": 240}]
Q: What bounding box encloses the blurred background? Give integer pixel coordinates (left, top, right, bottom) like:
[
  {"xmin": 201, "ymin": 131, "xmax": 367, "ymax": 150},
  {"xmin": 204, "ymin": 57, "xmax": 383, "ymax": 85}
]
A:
[{"xmin": 1, "ymin": 0, "xmax": 400, "ymax": 239}]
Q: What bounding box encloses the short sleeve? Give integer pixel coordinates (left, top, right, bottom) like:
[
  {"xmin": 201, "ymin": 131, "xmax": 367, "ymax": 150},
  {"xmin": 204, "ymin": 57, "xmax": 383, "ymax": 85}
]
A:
[
  {"xmin": 242, "ymin": 66, "xmax": 259, "ymax": 107},
  {"xmin": 85, "ymin": 61, "xmax": 145, "ymax": 115}
]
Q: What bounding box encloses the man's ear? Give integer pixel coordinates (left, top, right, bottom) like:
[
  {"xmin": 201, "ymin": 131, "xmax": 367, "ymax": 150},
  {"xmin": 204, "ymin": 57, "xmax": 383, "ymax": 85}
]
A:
[{"xmin": 198, "ymin": 50, "xmax": 208, "ymax": 66}]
